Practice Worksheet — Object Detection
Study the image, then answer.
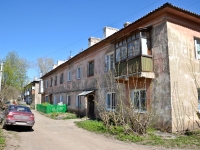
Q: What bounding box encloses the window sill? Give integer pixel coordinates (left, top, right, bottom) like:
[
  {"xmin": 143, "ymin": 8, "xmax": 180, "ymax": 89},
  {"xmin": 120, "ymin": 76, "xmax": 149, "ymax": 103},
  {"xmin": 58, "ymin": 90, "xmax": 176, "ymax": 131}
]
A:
[
  {"xmin": 106, "ymin": 108, "xmax": 116, "ymax": 112},
  {"xmin": 87, "ymin": 75, "xmax": 94, "ymax": 77},
  {"xmin": 134, "ymin": 110, "xmax": 147, "ymax": 113}
]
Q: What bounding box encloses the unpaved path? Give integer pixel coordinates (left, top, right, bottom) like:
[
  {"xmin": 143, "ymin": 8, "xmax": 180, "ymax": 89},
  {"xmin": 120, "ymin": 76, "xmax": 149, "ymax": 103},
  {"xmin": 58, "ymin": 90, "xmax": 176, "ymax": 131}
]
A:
[{"xmin": 3, "ymin": 110, "xmax": 187, "ymax": 150}]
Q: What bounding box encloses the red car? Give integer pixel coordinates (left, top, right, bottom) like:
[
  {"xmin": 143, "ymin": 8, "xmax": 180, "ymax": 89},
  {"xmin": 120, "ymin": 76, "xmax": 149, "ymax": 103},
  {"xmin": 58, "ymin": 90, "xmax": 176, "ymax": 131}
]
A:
[{"xmin": 0, "ymin": 105, "xmax": 35, "ymax": 130}]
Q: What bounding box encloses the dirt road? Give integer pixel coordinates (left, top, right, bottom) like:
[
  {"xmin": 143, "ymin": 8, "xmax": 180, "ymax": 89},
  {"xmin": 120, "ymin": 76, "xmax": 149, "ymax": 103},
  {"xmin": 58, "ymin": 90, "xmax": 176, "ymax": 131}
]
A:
[{"xmin": 3, "ymin": 110, "xmax": 184, "ymax": 150}]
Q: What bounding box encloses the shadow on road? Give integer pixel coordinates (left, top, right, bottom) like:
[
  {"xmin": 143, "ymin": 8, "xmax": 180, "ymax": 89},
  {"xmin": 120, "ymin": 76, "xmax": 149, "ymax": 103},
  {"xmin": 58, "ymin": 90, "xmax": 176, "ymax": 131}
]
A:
[{"xmin": 4, "ymin": 126, "xmax": 34, "ymax": 132}]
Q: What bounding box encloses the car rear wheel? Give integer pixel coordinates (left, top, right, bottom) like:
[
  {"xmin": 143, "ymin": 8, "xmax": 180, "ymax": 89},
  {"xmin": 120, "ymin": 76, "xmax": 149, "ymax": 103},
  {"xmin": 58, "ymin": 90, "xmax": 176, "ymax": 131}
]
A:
[{"xmin": 27, "ymin": 126, "xmax": 32, "ymax": 131}]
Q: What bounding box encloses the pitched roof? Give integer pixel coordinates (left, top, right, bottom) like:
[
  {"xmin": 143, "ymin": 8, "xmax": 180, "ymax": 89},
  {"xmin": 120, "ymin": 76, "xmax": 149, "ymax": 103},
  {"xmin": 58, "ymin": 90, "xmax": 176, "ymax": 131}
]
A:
[{"xmin": 41, "ymin": 3, "xmax": 200, "ymax": 78}]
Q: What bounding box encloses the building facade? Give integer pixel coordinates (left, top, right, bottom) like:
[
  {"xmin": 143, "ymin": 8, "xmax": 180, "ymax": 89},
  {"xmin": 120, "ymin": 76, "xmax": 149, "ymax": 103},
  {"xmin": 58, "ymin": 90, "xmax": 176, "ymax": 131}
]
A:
[
  {"xmin": 24, "ymin": 78, "xmax": 41, "ymax": 109},
  {"xmin": 40, "ymin": 3, "xmax": 200, "ymax": 132}
]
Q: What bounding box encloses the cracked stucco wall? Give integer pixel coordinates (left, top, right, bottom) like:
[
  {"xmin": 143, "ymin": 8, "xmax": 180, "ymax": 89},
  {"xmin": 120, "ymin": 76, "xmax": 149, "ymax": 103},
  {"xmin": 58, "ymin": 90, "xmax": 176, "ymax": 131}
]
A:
[
  {"xmin": 167, "ymin": 22, "xmax": 200, "ymax": 132},
  {"xmin": 151, "ymin": 21, "xmax": 172, "ymax": 130}
]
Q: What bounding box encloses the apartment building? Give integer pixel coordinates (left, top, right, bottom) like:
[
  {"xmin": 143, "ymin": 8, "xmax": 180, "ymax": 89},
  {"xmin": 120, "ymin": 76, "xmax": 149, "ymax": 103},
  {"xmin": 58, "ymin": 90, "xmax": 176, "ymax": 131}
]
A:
[{"xmin": 39, "ymin": 3, "xmax": 200, "ymax": 132}]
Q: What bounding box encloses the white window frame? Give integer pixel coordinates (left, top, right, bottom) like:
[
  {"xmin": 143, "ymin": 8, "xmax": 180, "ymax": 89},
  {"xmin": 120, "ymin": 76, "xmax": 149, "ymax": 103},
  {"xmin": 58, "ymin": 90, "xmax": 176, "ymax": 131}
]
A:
[
  {"xmin": 66, "ymin": 95, "xmax": 71, "ymax": 106},
  {"xmin": 131, "ymin": 89, "xmax": 147, "ymax": 112},
  {"xmin": 106, "ymin": 92, "xmax": 116, "ymax": 111},
  {"xmin": 105, "ymin": 52, "xmax": 114, "ymax": 72},
  {"xmin": 53, "ymin": 95, "xmax": 57, "ymax": 105},
  {"xmin": 77, "ymin": 67, "xmax": 81, "ymax": 79},
  {"xmin": 68, "ymin": 70, "xmax": 71, "ymax": 81},
  {"xmin": 76, "ymin": 95, "xmax": 81, "ymax": 108},
  {"xmin": 46, "ymin": 80, "xmax": 48, "ymax": 88},
  {"xmin": 60, "ymin": 95, "xmax": 63, "ymax": 103},
  {"xmin": 194, "ymin": 38, "xmax": 200, "ymax": 60}
]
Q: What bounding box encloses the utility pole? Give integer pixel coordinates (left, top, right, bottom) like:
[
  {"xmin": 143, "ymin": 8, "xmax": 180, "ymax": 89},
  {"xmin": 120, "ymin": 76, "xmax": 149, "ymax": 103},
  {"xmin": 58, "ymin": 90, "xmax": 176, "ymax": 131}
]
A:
[{"xmin": 0, "ymin": 62, "xmax": 3, "ymax": 92}]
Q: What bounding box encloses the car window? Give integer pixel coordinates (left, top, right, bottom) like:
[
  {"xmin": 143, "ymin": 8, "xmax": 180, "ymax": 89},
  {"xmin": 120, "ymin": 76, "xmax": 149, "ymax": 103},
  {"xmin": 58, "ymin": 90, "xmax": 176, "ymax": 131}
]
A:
[
  {"xmin": 16, "ymin": 106, "xmax": 31, "ymax": 112},
  {"xmin": 9, "ymin": 105, "xmax": 16, "ymax": 111}
]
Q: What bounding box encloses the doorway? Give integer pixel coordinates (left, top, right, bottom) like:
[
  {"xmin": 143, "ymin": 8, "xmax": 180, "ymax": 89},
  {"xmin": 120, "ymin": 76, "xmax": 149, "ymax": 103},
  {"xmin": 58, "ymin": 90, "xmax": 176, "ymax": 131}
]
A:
[{"xmin": 88, "ymin": 95, "xmax": 95, "ymax": 119}]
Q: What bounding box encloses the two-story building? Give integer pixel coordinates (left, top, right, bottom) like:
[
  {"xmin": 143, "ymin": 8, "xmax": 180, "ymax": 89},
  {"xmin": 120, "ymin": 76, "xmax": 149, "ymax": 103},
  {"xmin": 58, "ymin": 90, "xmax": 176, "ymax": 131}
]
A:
[
  {"xmin": 23, "ymin": 78, "xmax": 41, "ymax": 109},
  {"xmin": 39, "ymin": 3, "xmax": 200, "ymax": 132}
]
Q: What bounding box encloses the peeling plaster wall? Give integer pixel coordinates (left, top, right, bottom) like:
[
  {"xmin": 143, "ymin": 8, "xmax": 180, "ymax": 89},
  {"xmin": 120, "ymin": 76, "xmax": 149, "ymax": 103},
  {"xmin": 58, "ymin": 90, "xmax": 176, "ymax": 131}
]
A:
[
  {"xmin": 167, "ymin": 22, "xmax": 200, "ymax": 132},
  {"xmin": 151, "ymin": 22, "xmax": 172, "ymax": 130},
  {"xmin": 35, "ymin": 83, "xmax": 41, "ymax": 108},
  {"xmin": 42, "ymin": 44, "xmax": 126, "ymax": 117}
]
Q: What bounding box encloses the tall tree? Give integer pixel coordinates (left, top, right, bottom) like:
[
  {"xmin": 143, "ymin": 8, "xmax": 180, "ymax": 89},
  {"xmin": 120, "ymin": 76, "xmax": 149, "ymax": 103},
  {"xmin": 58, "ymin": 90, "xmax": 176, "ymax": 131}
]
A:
[
  {"xmin": 0, "ymin": 51, "xmax": 29, "ymax": 100},
  {"xmin": 3, "ymin": 51, "xmax": 29, "ymax": 89},
  {"xmin": 36, "ymin": 58, "xmax": 54, "ymax": 76}
]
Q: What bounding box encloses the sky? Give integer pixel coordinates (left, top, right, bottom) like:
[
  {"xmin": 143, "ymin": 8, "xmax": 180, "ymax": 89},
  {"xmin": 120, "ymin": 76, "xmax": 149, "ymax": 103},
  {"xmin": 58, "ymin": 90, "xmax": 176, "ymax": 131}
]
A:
[{"xmin": 1, "ymin": 0, "xmax": 200, "ymax": 81}]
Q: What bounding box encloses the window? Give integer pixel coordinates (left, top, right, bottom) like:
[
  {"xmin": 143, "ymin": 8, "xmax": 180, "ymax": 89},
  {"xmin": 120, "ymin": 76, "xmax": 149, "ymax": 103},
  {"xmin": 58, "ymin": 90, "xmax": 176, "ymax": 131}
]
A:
[
  {"xmin": 127, "ymin": 42, "xmax": 133, "ymax": 58},
  {"xmin": 105, "ymin": 53, "xmax": 114, "ymax": 72},
  {"xmin": 68, "ymin": 71, "xmax": 71, "ymax": 81},
  {"xmin": 194, "ymin": 38, "xmax": 200, "ymax": 59},
  {"xmin": 60, "ymin": 95, "xmax": 63, "ymax": 103},
  {"xmin": 115, "ymin": 30, "xmax": 151, "ymax": 62},
  {"xmin": 66, "ymin": 95, "xmax": 71, "ymax": 106},
  {"xmin": 106, "ymin": 92, "xmax": 116, "ymax": 111},
  {"xmin": 45, "ymin": 96, "xmax": 48, "ymax": 102},
  {"xmin": 50, "ymin": 78, "xmax": 53, "ymax": 87},
  {"xmin": 121, "ymin": 46, "xmax": 127, "ymax": 60},
  {"xmin": 88, "ymin": 61, "xmax": 94, "ymax": 76},
  {"xmin": 76, "ymin": 95, "xmax": 81, "ymax": 108},
  {"xmin": 116, "ymin": 48, "xmax": 121, "ymax": 62},
  {"xmin": 46, "ymin": 80, "xmax": 48, "ymax": 88},
  {"xmin": 60, "ymin": 73, "xmax": 64, "ymax": 84},
  {"xmin": 54, "ymin": 76, "xmax": 57, "ymax": 86},
  {"xmin": 53, "ymin": 95, "xmax": 57, "ymax": 105},
  {"xmin": 131, "ymin": 89, "xmax": 146, "ymax": 111},
  {"xmin": 77, "ymin": 67, "xmax": 81, "ymax": 79},
  {"xmin": 197, "ymin": 89, "xmax": 200, "ymax": 112}
]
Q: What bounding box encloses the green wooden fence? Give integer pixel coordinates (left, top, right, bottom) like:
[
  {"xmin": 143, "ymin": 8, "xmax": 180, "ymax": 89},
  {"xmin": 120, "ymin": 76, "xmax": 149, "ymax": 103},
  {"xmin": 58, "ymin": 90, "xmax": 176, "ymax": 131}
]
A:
[{"xmin": 36, "ymin": 104, "xmax": 67, "ymax": 114}]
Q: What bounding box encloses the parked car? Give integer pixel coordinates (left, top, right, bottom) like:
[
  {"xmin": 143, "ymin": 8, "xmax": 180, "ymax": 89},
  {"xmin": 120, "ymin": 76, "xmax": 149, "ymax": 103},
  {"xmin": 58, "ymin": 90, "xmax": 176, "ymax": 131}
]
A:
[{"xmin": 0, "ymin": 105, "xmax": 35, "ymax": 130}]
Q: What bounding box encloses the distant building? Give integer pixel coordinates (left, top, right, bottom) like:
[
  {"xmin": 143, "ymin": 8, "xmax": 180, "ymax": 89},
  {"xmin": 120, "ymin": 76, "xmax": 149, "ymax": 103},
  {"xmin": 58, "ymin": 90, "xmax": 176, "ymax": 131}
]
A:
[{"xmin": 23, "ymin": 78, "xmax": 41, "ymax": 109}]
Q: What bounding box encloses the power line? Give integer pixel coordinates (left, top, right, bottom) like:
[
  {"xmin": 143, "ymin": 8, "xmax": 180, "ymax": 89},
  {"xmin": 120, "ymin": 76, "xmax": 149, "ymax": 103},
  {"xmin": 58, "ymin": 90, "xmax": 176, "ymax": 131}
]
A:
[
  {"xmin": 185, "ymin": 0, "xmax": 200, "ymax": 9},
  {"xmin": 42, "ymin": 0, "xmax": 163, "ymax": 58}
]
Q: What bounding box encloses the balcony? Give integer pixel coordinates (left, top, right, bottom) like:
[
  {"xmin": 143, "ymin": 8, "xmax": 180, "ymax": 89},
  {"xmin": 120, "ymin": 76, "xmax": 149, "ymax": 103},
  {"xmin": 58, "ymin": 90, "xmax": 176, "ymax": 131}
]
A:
[{"xmin": 115, "ymin": 55, "xmax": 154, "ymax": 78}]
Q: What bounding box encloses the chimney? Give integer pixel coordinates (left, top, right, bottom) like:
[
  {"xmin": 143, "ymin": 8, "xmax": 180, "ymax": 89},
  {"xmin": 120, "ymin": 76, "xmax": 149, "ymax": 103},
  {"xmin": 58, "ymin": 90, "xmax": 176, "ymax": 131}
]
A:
[
  {"xmin": 88, "ymin": 37, "xmax": 101, "ymax": 47},
  {"xmin": 103, "ymin": 26, "xmax": 119, "ymax": 39},
  {"xmin": 124, "ymin": 22, "xmax": 131, "ymax": 27}
]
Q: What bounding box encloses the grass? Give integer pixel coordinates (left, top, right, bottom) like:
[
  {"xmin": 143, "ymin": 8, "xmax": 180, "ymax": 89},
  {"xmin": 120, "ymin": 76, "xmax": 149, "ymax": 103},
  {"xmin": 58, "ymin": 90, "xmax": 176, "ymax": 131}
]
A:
[
  {"xmin": 39, "ymin": 111, "xmax": 78, "ymax": 120},
  {"xmin": 0, "ymin": 129, "xmax": 5, "ymax": 149},
  {"xmin": 75, "ymin": 120, "xmax": 200, "ymax": 149}
]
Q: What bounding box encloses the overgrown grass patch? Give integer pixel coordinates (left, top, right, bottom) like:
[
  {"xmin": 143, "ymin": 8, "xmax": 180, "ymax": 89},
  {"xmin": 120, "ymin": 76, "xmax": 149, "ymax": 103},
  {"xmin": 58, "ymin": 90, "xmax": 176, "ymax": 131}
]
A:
[
  {"xmin": 39, "ymin": 111, "xmax": 77, "ymax": 120},
  {"xmin": 75, "ymin": 120, "xmax": 200, "ymax": 149},
  {"xmin": 0, "ymin": 129, "xmax": 5, "ymax": 149},
  {"xmin": 76, "ymin": 120, "xmax": 107, "ymax": 133}
]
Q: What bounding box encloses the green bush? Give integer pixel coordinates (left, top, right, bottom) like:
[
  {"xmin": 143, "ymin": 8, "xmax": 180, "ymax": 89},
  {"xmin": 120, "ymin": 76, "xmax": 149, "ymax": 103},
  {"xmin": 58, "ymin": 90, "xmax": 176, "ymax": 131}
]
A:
[{"xmin": 41, "ymin": 102, "xmax": 51, "ymax": 106}]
